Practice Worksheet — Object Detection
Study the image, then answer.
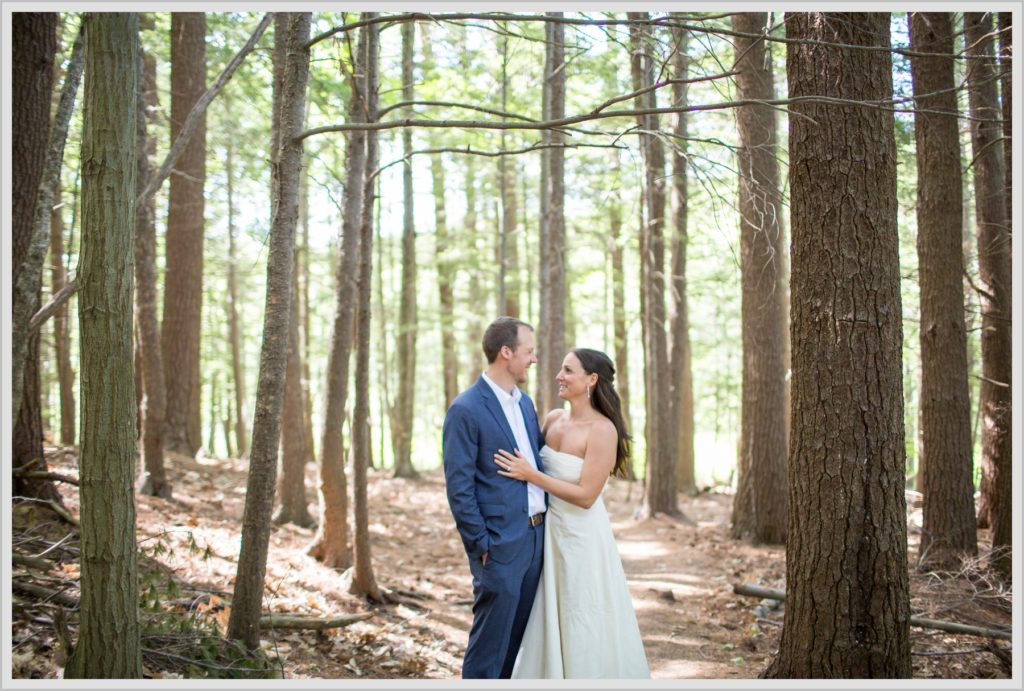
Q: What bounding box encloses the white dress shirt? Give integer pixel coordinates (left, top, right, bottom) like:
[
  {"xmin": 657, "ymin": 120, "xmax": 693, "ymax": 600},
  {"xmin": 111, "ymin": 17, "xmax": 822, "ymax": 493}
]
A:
[{"xmin": 482, "ymin": 372, "xmax": 546, "ymax": 517}]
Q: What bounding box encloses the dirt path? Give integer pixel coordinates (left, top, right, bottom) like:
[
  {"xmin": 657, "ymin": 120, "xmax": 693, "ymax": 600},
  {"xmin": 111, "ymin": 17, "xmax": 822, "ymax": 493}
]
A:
[{"xmin": 15, "ymin": 448, "xmax": 1011, "ymax": 680}]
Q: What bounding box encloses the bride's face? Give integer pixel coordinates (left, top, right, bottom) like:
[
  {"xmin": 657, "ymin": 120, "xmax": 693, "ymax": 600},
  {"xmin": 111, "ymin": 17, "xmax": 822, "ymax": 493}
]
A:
[{"xmin": 555, "ymin": 353, "xmax": 596, "ymax": 401}]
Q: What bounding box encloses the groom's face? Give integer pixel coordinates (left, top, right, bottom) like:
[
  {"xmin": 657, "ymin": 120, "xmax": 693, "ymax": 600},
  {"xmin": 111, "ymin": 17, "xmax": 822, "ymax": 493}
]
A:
[{"xmin": 505, "ymin": 326, "xmax": 537, "ymax": 385}]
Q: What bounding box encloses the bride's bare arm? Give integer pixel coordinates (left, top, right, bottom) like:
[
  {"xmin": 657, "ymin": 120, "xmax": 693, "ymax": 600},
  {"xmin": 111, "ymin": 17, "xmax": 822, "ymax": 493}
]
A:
[{"xmin": 495, "ymin": 421, "xmax": 616, "ymax": 510}]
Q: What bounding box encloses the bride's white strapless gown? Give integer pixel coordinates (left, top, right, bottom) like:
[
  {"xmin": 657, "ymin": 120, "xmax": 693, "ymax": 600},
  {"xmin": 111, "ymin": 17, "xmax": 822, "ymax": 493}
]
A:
[{"xmin": 512, "ymin": 446, "xmax": 650, "ymax": 679}]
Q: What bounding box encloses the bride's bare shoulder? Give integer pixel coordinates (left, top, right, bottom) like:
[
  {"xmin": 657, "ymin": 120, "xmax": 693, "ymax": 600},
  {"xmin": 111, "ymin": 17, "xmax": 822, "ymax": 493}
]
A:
[{"xmin": 541, "ymin": 408, "xmax": 568, "ymax": 433}]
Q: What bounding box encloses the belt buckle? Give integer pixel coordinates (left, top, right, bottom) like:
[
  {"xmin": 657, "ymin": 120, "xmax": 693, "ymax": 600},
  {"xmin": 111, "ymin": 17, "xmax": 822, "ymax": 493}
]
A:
[{"xmin": 529, "ymin": 513, "xmax": 544, "ymax": 527}]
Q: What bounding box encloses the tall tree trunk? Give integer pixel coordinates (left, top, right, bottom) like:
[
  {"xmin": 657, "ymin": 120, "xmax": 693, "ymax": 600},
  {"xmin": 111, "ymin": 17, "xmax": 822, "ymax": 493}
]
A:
[
  {"xmin": 908, "ymin": 12, "xmax": 977, "ymax": 569},
  {"xmin": 537, "ymin": 17, "xmax": 553, "ymax": 409},
  {"xmin": 432, "ymin": 153, "xmax": 459, "ymax": 411},
  {"xmin": 50, "ymin": 179, "xmax": 76, "ymax": 446},
  {"xmin": 464, "ymin": 153, "xmax": 485, "ymax": 384},
  {"xmin": 227, "ymin": 12, "xmax": 311, "ymax": 650},
  {"xmin": 764, "ymin": 12, "xmax": 910, "ymax": 678},
  {"xmin": 539, "ymin": 13, "xmax": 567, "ymax": 416},
  {"xmin": 964, "ymin": 13, "xmax": 1012, "ymax": 578},
  {"xmin": 308, "ymin": 18, "xmax": 369, "ymax": 569},
  {"xmin": 630, "ymin": 13, "xmax": 679, "ymax": 519},
  {"xmin": 224, "ymin": 96, "xmax": 250, "ymax": 460},
  {"xmin": 498, "ymin": 27, "xmax": 520, "ymax": 318},
  {"xmin": 135, "ymin": 43, "xmax": 171, "ymax": 498},
  {"xmin": 11, "ymin": 12, "xmax": 56, "ymax": 429},
  {"xmin": 350, "ymin": 14, "xmax": 383, "ymax": 602},
  {"xmin": 999, "ymin": 13, "xmax": 1012, "ymax": 234},
  {"xmin": 64, "ymin": 13, "xmax": 142, "ymax": 679},
  {"xmin": 669, "ymin": 18, "xmax": 696, "ymax": 495},
  {"xmin": 730, "ymin": 12, "xmax": 788, "ymax": 544},
  {"xmin": 272, "ymin": 14, "xmax": 314, "ymax": 528},
  {"xmin": 608, "ymin": 150, "xmax": 633, "ymax": 479},
  {"xmin": 275, "ymin": 260, "xmax": 315, "ymax": 527},
  {"xmin": 162, "ymin": 12, "xmax": 206, "ymax": 457},
  {"xmin": 392, "ymin": 19, "xmax": 418, "ymax": 479}
]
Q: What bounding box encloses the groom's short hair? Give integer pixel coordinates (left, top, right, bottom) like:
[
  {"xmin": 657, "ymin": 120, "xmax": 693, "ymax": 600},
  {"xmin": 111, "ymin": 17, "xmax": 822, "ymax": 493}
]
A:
[{"xmin": 483, "ymin": 317, "xmax": 533, "ymax": 363}]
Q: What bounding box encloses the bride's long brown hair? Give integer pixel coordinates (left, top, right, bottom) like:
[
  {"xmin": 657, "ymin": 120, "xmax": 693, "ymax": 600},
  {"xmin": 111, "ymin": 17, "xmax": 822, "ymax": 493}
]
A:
[{"xmin": 572, "ymin": 348, "xmax": 632, "ymax": 478}]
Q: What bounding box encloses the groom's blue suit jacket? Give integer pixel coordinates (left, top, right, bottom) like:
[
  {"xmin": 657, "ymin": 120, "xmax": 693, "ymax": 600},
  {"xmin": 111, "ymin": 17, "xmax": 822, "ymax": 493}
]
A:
[{"xmin": 443, "ymin": 376, "xmax": 546, "ymax": 565}]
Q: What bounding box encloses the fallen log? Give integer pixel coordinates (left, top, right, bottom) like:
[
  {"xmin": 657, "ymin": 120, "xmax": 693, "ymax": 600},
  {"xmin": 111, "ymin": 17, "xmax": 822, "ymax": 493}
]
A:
[
  {"xmin": 733, "ymin": 583, "xmax": 1012, "ymax": 641},
  {"xmin": 12, "ymin": 580, "xmax": 79, "ymax": 609},
  {"xmin": 259, "ymin": 613, "xmax": 373, "ymax": 631}
]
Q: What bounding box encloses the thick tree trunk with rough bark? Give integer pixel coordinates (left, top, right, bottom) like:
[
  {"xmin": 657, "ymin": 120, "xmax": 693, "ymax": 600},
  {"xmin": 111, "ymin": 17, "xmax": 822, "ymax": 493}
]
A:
[
  {"xmin": 908, "ymin": 12, "xmax": 977, "ymax": 569},
  {"xmin": 308, "ymin": 20, "xmax": 369, "ymax": 569},
  {"xmin": 392, "ymin": 19, "xmax": 419, "ymax": 478},
  {"xmin": 350, "ymin": 15, "xmax": 383, "ymax": 602},
  {"xmin": 135, "ymin": 44, "xmax": 171, "ymax": 498},
  {"xmin": 64, "ymin": 12, "xmax": 142, "ymax": 679},
  {"xmin": 764, "ymin": 12, "xmax": 910, "ymax": 678},
  {"xmin": 162, "ymin": 12, "xmax": 206, "ymax": 457},
  {"xmin": 11, "ymin": 12, "xmax": 56, "ymax": 429},
  {"xmin": 670, "ymin": 18, "xmax": 696, "ymax": 495},
  {"xmin": 227, "ymin": 12, "xmax": 310, "ymax": 650},
  {"xmin": 964, "ymin": 12, "xmax": 1012, "ymax": 578},
  {"xmin": 630, "ymin": 13, "xmax": 679, "ymax": 519},
  {"xmin": 730, "ymin": 12, "xmax": 788, "ymax": 545}
]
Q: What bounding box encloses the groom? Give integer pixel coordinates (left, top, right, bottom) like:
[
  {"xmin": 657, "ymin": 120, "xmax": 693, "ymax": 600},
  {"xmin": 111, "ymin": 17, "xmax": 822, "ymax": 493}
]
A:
[{"xmin": 443, "ymin": 317, "xmax": 547, "ymax": 679}]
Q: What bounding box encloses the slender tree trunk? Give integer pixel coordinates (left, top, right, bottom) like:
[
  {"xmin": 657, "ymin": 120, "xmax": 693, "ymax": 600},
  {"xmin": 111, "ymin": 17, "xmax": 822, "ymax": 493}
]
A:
[
  {"xmin": 908, "ymin": 12, "xmax": 977, "ymax": 569},
  {"xmin": 730, "ymin": 12, "xmax": 788, "ymax": 544},
  {"xmin": 227, "ymin": 12, "xmax": 310, "ymax": 650},
  {"xmin": 50, "ymin": 179, "xmax": 76, "ymax": 446},
  {"xmin": 275, "ymin": 258, "xmax": 315, "ymax": 527},
  {"xmin": 350, "ymin": 14, "xmax": 383, "ymax": 602},
  {"xmin": 630, "ymin": 13, "xmax": 679, "ymax": 519},
  {"xmin": 608, "ymin": 150, "xmax": 633, "ymax": 479},
  {"xmin": 540, "ymin": 13, "xmax": 567, "ymax": 416},
  {"xmin": 392, "ymin": 19, "xmax": 419, "ymax": 478},
  {"xmin": 309, "ymin": 19, "xmax": 369, "ymax": 569},
  {"xmin": 464, "ymin": 153, "xmax": 485, "ymax": 384},
  {"xmin": 64, "ymin": 13, "xmax": 142, "ymax": 679},
  {"xmin": 964, "ymin": 13, "xmax": 1012, "ymax": 578},
  {"xmin": 224, "ymin": 97, "xmax": 250, "ymax": 460},
  {"xmin": 764, "ymin": 12, "xmax": 910, "ymax": 678},
  {"xmin": 135, "ymin": 43, "xmax": 171, "ymax": 498},
  {"xmin": 670, "ymin": 18, "xmax": 696, "ymax": 495},
  {"xmin": 499, "ymin": 28, "xmax": 520, "ymax": 318},
  {"xmin": 537, "ymin": 17, "xmax": 553, "ymax": 410}
]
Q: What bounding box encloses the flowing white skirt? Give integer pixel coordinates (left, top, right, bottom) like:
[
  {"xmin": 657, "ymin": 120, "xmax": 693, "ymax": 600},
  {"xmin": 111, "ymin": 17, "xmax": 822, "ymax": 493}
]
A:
[{"xmin": 512, "ymin": 446, "xmax": 650, "ymax": 679}]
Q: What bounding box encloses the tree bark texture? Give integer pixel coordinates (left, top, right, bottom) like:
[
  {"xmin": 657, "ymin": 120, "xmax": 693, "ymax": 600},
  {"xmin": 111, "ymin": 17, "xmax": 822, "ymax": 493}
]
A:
[
  {"xmin": 908, "ymin": 12, "xmax": 977, "ymax": 568},
  {"xmin": 964, "ymin": 14, "xmax": 1012, "ymax": 577},
  {"xmin": 499, "ymin": 29, "xmax": 520, "ymax": 319},
  {"xmin": 391, "ymin": 18, "xmax": 418, "ymax": 479},
  {"xmin": 670, "ymin": 18, "xmax": 696, "ymax": 494},
  {"xmin": 135, "ymin": 45, "xmax": 171, "ymax": 498},
  {"xmin": 765, "ymin": 12, "xmax": 911, "ymax": 678},
  {"xmin": 11, "ymin": 12, "xmax": 56, "ymax": 428},
  {"xmin": 350, "ymin": 15, "xmax": 383, "ymax": 601},
  {"xmin": 730, "ymin": 12, "xmax": 788, "ymax": 544},
  {"xmin": 162, "ymin": 12, "xmax": 207, "ymax": 457},
  {"xmin": 998, "ymin": 13, "xmax": 1012, "ymax": 232},
  {"xmin": 227, "ymin": 11, "xmax": 310, "ymax": 651},
  {"xmin": 64, "ymin": 12, "xmax": 142, "ymax": 679},
  {"xmin": 309, "ymin": 19, "xmax": 368, "ymax": 569},
  {"xmin": 541, "ymin": 14, "xmax": 567, "ymax": 417},
  {"xmin": 630, "ymin": 13, "xmax": 679, "ymax": 518},
  {"xmin": 275, "ymin": 264, "xmax": 315, "ymax": 527}
]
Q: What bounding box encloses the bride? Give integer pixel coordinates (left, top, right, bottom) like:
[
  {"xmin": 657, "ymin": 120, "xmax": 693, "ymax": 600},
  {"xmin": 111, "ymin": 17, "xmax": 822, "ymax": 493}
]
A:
[{"xmin": 494, "ymin": 347, "xmax": 650, "ymax": 679}]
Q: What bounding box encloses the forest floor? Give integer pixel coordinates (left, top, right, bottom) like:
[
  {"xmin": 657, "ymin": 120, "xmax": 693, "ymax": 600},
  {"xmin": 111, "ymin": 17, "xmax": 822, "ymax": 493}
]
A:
[{"xmin": 11, "ymin": 445, "xmax": 1013, "ymax": 681}]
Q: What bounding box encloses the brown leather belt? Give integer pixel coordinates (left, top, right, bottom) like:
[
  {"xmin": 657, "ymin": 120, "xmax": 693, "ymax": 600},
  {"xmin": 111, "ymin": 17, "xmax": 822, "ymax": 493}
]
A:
[{"xmin": 528, "ymin": 513, "xmax": 545, "ymax": 527}]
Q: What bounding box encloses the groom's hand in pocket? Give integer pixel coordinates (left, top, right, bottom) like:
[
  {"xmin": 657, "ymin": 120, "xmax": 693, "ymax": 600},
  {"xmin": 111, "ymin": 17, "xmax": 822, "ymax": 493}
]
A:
[{"xmin": 481, "ymin": 551, "xmax": 489, "ymax": 567}]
